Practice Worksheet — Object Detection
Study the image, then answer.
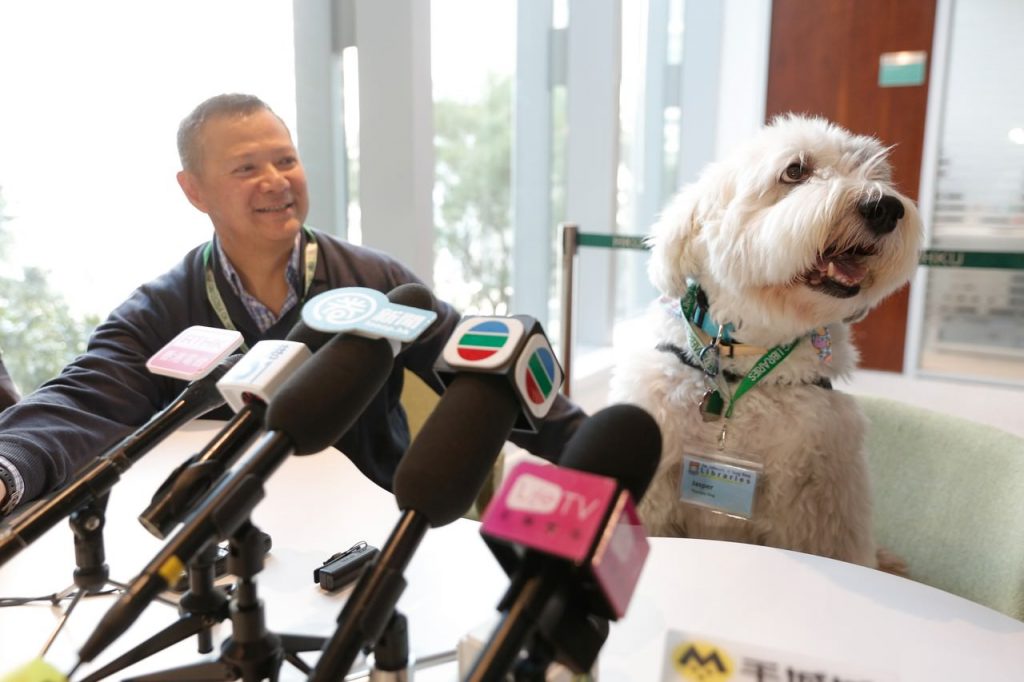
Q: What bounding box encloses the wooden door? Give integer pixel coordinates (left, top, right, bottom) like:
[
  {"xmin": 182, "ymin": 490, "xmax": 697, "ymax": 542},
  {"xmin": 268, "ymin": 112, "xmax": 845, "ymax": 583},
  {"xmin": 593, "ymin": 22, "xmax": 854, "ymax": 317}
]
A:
[{"xmin": 765, "ymin": 0, "xmax": 936, "ymax": 371}]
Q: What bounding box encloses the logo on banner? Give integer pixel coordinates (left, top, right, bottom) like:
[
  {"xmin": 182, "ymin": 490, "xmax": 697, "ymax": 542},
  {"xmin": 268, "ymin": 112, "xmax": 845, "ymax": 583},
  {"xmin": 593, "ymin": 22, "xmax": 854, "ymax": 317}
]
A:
[
  {"xmin": 302, "ymin": 287, "xmax": 437, "ymax": 342},
  {"xmin": 442, "ymin": 317, "xmax": 525, "ymax": 370},
  {"xmin": 671, "ymin": 641, "xmax": 733, "ymax": 681},
  {"xmin": 661, "ymin": 630, "xmax": 896, "ymax": 682},
  {"xmin": 514, "ymin": 334, "xmax": 562, "ymax": 418}
]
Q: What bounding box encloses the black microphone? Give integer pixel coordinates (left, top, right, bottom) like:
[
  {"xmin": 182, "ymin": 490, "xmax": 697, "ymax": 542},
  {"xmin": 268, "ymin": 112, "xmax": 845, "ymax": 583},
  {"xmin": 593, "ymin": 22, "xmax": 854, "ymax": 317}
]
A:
[
  {"xmin": 77, "ymin": 284, "xmax": 436, "ymax": 666},
  {"xmin": 466, "ymin": 403, "xmax": 662, "ymax": 681},
  {"xmin": 309, "ymin": 315, "xmax": 564, "ymax": 681},
  {"xmin": 0, "ymin": 353, "xmax": 242, "ymax": 567},
  {"xmin": 138, "ymin": 320, "xmax": 327, "ymax": 538}
]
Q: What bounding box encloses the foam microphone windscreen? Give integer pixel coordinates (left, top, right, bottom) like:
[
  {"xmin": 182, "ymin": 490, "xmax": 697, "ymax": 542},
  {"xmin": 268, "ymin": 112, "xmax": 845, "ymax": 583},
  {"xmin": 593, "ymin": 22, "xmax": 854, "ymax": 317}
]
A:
[
  {"xmin": 265, "ymin": 332, "xmax": 395, "ymax": 455},
  {"xmin": 386, "ymin": 282, "xmax": 436, "ymax": 313},
  {"xmin": 286, "ymin": 319, "xmax": 333, "ymax": 351},
  {"xmin": 559, "ymin": 403, "xmax": 662, "ymax": 502},
  {"xmin": 393, "ymin": 372, "xmax": 521, "ymax": 527}
]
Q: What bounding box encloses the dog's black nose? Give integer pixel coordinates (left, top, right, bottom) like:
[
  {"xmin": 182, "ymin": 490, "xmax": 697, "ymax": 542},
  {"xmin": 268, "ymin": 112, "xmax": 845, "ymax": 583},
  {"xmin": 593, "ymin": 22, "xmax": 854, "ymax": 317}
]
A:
[{"xmin": 858, "ymin": 195, "xmax": 905, "ymax": 235}]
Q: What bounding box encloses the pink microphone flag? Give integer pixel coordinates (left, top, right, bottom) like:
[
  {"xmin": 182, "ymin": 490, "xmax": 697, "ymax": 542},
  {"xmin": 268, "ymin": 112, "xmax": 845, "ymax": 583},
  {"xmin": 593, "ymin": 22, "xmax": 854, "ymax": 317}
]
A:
[{"xmin": 146, "ymin": 326, "xmax": 243, "ymax": 381}]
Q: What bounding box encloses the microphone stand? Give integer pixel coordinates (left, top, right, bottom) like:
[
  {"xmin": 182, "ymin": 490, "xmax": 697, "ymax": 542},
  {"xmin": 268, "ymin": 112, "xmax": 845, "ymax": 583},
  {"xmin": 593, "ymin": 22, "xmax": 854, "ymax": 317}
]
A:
[
  {"xmin": 363, "ymin": 610, "xmax": 461, "ymax": 681},
  {"xmin": 76, "ymin": 542, "xmax": 230, "ymax": 682},
  {"xmin": 36, "ymin": 493, "xmax": 176, "ymax": 659},
  {"xmin": 465, "ymin": 569, "xmax": 562, "ymax": 682},
  {"xmin": 368, "ymin": 610, "xmax": 411, "ymax": 681},
  {"xmin": 37, "ymin": 493, "xmax": 122, "ymax": 657},
  {"xmin": 78, "ymin": 407, "xmax": 275, "ymax": 681},
  {"xmin": 309, "ymin": 510, "xmax": 431, "ymax": 680},
  {"xmin": 510, "ymin": 596, "xmax": 608, "ymax": 682},
  {"xmin": 512, "ymin": 634, "xmax": 555, "ymax": 682},
  {"xmin": 111, "ymin": 521, "xmax": 323, "ymax": 682}
]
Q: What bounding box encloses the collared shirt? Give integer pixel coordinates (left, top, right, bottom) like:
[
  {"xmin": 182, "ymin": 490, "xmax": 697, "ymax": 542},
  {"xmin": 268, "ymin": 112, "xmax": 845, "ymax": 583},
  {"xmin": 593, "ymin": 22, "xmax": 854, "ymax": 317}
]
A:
[{"xmin": 215, "ymin": 234, "xmax": 303, "ymax": 333}]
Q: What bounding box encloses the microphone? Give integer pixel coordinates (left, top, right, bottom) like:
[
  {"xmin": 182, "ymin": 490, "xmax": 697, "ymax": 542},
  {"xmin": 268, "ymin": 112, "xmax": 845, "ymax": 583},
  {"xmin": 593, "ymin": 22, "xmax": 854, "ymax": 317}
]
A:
[
  {"xmin": 76, "ymin": 285, "xmax": 436, "ymax": 666},
  {"xmin": 0, "ymin": 350, "xmax": 242, "ymax": 567},
  {"xmin": 136, "ymin": 281, "xmax": 430, "ymax": 538},
  {"xmin": 138, "ymin": 321, "xmax": 325, "ymax": 538},
  {"xmin": 398, "ymin": 314, "xmax": 564, "ymax": 525},
  {"xmin": 466, "ymin": 403, "xmax": 662, "ymax": 681},
  {"xmin": 308, "ymin": 315, "xmax": 563, "ymax": 681}
]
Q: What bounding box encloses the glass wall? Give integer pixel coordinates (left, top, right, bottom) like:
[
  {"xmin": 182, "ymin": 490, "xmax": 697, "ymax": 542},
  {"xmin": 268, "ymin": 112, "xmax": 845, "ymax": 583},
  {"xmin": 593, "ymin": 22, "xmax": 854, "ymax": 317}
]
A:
[
  {"xmin": 916, "ymin": 0, "xmax": 1024, "ymax": 385},
  {"xmin": 431, "ymin": 0, "xmax": 517, "ymax": 316}
]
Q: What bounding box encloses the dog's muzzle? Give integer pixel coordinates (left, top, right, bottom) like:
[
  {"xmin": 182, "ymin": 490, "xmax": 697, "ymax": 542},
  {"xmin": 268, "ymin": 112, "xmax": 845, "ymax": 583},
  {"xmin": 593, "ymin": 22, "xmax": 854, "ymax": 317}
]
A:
[
  {"xmin": 797, "ymin": 194, "xmax": 905, "ymax": 299},
  {"xmin": 858, "ymin": 195, "xmax": 904, "ymax": 236}
]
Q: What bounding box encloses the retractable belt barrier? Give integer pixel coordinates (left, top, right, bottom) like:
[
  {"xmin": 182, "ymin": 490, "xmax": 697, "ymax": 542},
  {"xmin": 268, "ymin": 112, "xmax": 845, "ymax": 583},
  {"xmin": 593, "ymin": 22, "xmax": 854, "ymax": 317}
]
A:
[{"xmin": 558, "ymin": 221, "xmax": 1024, "ymax": 395}]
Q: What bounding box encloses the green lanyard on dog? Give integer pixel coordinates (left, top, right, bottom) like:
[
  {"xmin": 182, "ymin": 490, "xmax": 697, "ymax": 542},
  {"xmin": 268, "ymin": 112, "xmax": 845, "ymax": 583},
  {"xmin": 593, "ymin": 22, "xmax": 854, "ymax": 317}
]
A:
[
  {"xmin": 679, "ymin": 282, "xmax": 799, "ymax": 421},
  {"xmin": 720, "ymin": 341, "xmax": 799, "ymax": 418},
  {"xmin": 202, "ymin": 227, "xmax": 318, "ymax": 353}
]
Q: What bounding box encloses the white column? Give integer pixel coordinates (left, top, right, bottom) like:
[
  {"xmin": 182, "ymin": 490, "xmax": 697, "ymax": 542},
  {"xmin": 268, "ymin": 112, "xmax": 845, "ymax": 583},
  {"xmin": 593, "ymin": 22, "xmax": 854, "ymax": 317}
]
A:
[
  {"xmin": 354, "ymin": 0, "xmax": 435, "ymax": 285},
  {"xmin": 633, "ymin": 0, "xmax": 671, "ymax": 240},
  {"xmin": 565, "ymin": 0, "xmax": 622, "ymax": 346},
  {"xmin": 676, "ymin": 0, "xmax": 724, "ymax": 188},
  {"xmin": 715, "ymin": 0, "xmax": 772, "ymax": 158},
  {"xmin": 292, "ymin": 0, "xmax": 348, "ymax": 238},
  {"xmin": 512, "ymin": 0, "xmax": 555, "ymax": 323}
]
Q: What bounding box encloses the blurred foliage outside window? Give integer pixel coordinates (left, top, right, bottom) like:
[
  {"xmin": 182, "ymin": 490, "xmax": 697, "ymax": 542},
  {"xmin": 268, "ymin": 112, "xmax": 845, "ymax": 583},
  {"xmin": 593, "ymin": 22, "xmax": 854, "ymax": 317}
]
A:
[
  {"xmin": 433, "ymin": 74, "xmax": 567, "ymax": 320},
  {"xmin": 0, "ymin": 188, "xmax": 99, "ymax": 394},
  {"xmin": 434, "ymin": 74, "xmax": 514, "ymax": 315}
]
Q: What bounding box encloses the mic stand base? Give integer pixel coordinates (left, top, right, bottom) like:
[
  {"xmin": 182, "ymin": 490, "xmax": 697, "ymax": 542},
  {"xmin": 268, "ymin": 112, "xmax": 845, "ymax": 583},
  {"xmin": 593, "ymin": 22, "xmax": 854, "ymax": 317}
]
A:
[
  {"xmin": 39, "ymin": 494, "xmax": 175, "ymax": 658},
  {"xmin": 111, "ymin": 522, "xmax": 323, "ymax": 682},
  {"xmin": 77, "ymin": 542, "xmax": 233, "ymax": 682}
]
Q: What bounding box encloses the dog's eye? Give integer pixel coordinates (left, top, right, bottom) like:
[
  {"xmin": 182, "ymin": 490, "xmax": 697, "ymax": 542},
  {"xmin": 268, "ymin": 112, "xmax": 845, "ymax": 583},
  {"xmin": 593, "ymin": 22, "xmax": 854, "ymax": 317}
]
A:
[{"xmin": 781, "ymin": 162, "xmax": 810, "ymax": 184}]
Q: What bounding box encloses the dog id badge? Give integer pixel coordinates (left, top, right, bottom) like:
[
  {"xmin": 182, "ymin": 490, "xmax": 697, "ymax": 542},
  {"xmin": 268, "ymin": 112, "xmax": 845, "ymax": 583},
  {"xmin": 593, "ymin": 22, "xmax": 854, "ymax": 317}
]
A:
[{"xmin": 679, "ymin": 448, "xmax": 761, "ymax": 520}]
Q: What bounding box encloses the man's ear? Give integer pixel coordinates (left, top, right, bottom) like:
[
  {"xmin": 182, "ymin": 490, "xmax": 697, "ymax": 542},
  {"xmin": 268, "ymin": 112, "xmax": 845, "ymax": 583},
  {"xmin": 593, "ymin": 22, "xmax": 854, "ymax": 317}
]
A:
[{"xmin": 176, "ymin": 170, "xmax": 209, "ymax": 214}]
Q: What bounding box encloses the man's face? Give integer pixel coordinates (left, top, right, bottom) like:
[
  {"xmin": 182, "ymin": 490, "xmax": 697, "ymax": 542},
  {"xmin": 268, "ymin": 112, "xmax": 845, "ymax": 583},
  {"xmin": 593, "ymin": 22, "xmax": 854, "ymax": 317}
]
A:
[{"xmin": 178, "ymin": 109, "xmax": 309, "ymax": 252}]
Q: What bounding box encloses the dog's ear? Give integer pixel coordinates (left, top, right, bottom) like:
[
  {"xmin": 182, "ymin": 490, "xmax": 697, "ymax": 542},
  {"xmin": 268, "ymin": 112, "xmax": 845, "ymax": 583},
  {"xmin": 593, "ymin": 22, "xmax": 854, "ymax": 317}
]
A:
[{"xmin": 646, "ymin": 181, "xmax": 706, "ymax": 298}]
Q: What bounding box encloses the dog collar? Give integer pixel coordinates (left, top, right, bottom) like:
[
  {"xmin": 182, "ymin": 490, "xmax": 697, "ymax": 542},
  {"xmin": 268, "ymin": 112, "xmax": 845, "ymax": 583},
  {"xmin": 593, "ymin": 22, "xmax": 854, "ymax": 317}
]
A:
[
  {"xmin": 679, "ymin": 282, "xmax": 735, "ymax": 344},
  {"xmin": 663, "ymin": 281, "xmax": 835, "ymax": 422},
  {"xmin": 669, "ymin": 282, "xmax": 834, "ymax": 363},
  {"xmin": 656, "ymin": 342, "xmax": 833, "ymax": 391},
  {"xmin": 666, "ymin": 283, "xmax": 766, "ymax": 358}
]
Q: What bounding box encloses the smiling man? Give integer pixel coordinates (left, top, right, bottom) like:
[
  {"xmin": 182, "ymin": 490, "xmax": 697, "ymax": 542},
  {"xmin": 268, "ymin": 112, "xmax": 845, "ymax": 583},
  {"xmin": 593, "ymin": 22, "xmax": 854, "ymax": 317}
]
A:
[
  {"xmin": 176, "ymin": 98, "xmax": 310, "ymax": 319},
  {"xmin": 0, "ymin": 94, "xmax": 584, "ymax": 515}
]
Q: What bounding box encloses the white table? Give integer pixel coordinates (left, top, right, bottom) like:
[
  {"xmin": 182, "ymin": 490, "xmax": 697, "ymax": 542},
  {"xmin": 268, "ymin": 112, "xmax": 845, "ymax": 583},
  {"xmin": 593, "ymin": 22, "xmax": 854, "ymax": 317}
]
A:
[
  {"xmin": 0, "ymin": 420, "xmax": 502, "ymax": 680},
  {"xmin": 609, "ymin": 538, "xmax": 1024, "ymax": 680},
  {"xmin": 1, "ymin": 420, "xmax": 1022, "ymax": 680}
]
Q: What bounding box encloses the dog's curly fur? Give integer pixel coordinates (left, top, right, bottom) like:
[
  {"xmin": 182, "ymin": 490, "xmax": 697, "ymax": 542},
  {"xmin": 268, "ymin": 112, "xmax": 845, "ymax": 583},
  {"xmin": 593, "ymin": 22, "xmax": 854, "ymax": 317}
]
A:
[{"xmin": 610, "ymin": 114, "xmax": 922, "ymax": 568}]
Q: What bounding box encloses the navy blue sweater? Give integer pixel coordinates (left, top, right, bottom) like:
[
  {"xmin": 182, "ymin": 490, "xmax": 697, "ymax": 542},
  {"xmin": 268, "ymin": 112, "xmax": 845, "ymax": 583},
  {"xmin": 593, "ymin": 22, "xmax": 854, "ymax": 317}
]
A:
[{"xmin": 0, "ymin": 229, "xmax": 584, "ymax": 513}]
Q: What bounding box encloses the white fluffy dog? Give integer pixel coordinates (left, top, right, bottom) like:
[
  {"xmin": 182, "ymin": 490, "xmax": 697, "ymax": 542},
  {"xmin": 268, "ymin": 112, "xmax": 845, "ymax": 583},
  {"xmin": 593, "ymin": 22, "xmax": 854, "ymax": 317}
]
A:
[{"xmin": 610, "ymin": 114, "xmax": 921, "ymax": 569}]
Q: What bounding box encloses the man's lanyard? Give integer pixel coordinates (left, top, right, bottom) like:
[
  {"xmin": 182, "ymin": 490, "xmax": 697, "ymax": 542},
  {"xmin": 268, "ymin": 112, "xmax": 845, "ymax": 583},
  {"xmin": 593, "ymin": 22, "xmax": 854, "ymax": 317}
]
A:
[
  {"xmin": 679, "ymin": 282, "xmax": 798, "ymax": 420},
  {"xmin": 202, "ymin": 228, "xmax": 318, "ymax": 352}
]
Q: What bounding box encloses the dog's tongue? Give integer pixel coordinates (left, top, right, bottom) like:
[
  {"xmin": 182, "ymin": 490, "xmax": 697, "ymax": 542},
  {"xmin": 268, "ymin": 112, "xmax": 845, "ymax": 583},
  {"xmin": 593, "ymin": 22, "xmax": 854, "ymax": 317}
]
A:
[{"xmin": 817, "ymin": 254, "xmax": 867, "ymax": 286}]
